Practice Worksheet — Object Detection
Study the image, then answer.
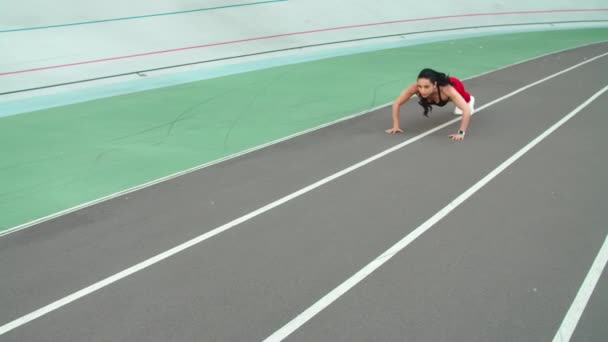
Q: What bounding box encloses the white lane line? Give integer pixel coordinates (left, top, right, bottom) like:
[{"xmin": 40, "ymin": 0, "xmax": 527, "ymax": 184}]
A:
[
  {"xmin": 553, "ymin": 234, "xmax": 608, "ymax": 342},
  {"xmin": 262, "ymin": 85, "xmax": 608, "ymax": 342},
  {"xmin": 1, "ymin": 42, "xmax": 606, "ymax": 239},
  {"xmin": 0, "ymin": 55, "xmax": 607, "ymax": 338}
]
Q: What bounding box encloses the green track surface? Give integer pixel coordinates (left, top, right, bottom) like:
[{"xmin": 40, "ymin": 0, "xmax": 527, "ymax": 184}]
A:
[{"xmin": 2, "ymin": 28, "xmax": 607, "ymax": 231}]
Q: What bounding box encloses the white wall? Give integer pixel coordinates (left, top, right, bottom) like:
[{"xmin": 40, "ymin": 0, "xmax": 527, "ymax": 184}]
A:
[{"xmin": 1, "ymin": 0, "xmax": 606, "ymax": 93}]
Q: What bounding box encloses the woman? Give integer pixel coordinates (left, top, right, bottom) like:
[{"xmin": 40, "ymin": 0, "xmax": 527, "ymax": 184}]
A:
[{"xmin": 385, "ymin": 68, "xmax": 475, "ymax": 140}]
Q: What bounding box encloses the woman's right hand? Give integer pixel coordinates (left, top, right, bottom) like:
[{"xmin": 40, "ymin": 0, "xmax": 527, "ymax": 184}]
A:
[{"xmin": 385, "ymin": 127, "xmax": 404, "ymax": 134}]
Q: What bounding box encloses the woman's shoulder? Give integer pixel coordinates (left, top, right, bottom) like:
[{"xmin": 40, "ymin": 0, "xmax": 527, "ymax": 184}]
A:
[
  {"xmin": 448, "ymin": 76, "xmax": 463, "ymax": 85},
  {"xmin": 440, "ymin": 83, "xmax": 455, "ymax": 93},
  {"xmin": 403, "ymin": 81, "xmax": 418, "ymax": 94}
]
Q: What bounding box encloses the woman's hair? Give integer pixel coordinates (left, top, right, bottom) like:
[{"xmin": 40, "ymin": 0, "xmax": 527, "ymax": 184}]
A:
[{"xmin": 417, "ymin": 68, "xmax": 452, "ymax": 117}]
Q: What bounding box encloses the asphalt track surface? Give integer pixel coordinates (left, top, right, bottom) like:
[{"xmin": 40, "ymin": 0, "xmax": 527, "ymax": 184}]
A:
[{"xmin": 1, "ymin": 43, "xmax": 607, "ymax": 341}]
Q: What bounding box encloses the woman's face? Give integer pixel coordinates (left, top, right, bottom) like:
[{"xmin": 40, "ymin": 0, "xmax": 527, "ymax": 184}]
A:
[{"xmin": 417, "ymin": 78, "xmax": 436, "ymax": 98}]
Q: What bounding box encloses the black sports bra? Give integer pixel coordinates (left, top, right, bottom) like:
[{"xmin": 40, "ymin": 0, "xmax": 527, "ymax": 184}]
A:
[{"xmin": 418, "ymin": 88, "xmax": 450, "ymax": 107}]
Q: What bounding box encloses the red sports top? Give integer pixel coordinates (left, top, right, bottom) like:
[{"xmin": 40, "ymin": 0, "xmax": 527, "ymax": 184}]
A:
[{"xmin": 448, "ymin": 76, "xmax": 471, "ymax": 103}]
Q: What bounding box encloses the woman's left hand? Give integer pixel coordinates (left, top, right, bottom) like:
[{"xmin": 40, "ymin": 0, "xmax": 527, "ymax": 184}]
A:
[{"xmin": 448, "ymin": 133, "xmax": 465, "ymax": 140}]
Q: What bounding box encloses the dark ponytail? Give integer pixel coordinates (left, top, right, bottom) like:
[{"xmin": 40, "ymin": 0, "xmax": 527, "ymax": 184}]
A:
[{"xmin": 417, "ymin": 68, "xmax": 452, "ymax": 117}]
